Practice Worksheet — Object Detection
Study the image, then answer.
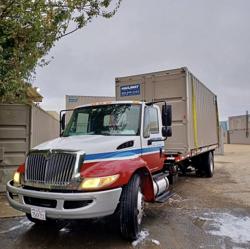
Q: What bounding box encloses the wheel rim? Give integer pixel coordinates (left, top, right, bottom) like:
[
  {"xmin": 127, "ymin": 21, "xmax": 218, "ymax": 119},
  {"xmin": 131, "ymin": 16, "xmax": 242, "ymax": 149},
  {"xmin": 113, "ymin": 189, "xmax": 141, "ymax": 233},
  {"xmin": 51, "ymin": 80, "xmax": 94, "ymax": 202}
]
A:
[
  {"xmin": 137, "ymin": 188, "xmax": 144, "ymax": 225},
  {"xmin": 210, "ymin": 155, "xmax": 214, "ymax": 173}
]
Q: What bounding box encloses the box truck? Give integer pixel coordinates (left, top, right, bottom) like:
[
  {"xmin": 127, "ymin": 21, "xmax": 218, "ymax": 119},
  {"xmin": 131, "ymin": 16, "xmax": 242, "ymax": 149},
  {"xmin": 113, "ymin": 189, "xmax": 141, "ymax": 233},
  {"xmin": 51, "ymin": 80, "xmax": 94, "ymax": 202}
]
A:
[{"xmin": 7, "ymin": 67, "xmax": 219, "ymax": 240}]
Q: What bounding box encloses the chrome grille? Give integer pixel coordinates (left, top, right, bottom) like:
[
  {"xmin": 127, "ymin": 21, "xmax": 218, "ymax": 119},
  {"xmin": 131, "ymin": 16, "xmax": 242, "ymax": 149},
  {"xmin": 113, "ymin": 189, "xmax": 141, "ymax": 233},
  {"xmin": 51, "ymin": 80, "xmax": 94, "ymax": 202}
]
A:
[{"xmin": 25, "ymin": 152, "xmax": 76, "ymax": 185}]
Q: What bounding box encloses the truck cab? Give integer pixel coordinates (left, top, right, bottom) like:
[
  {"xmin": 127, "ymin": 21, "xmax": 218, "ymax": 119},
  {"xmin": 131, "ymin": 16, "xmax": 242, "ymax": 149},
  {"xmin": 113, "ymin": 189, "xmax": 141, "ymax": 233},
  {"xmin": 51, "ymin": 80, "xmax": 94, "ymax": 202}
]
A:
[{"xmin": 7, "ymin": 101, "xmax": 172, "ymax": 240}]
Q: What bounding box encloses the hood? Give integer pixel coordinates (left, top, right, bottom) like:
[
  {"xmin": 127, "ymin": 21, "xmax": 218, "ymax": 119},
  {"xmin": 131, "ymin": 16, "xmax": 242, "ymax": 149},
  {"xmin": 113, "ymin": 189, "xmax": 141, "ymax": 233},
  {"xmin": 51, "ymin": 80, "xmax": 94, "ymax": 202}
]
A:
[{"xmin": 33, "ymin": 135, "xmax": 139, "ymax": 154}]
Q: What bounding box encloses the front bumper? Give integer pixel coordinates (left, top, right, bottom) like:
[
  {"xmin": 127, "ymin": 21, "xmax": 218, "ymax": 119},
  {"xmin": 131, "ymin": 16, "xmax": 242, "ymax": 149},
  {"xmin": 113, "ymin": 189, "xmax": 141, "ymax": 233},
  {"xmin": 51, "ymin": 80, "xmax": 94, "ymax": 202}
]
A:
[{"xmin": 6, "ymin": 180, "xmax": 122, "ymax": 219}]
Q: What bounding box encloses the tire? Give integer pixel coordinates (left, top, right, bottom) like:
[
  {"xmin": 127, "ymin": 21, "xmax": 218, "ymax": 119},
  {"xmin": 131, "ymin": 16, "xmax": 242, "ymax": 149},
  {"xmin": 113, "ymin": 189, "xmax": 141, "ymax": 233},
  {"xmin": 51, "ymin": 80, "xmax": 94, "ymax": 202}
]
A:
[
  {"xmin": 203, "ymin": 151, "xmax": 214, "ymax": 178},
  {"xmin": 120, "ymin": 174, "xmax": 144, "ymax": 240},
  {"xmin": 26, "ymin": 213, "xmax": 66, "ymax": 229}
]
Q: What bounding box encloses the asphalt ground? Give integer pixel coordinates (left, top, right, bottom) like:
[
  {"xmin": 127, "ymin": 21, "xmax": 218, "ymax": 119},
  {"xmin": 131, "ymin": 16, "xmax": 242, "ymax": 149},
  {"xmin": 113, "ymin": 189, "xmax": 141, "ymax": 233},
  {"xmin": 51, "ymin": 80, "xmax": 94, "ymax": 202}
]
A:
[{"xmin": 0, "ymin": 144, "xmax": 249, "ymax": 249}]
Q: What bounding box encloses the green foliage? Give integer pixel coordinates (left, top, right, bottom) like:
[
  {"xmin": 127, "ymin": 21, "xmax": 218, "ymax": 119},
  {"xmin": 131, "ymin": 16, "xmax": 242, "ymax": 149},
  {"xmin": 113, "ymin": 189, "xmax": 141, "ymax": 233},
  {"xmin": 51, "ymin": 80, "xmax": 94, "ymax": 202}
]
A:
[{"xmin": 0, "ymin": 0, "xmax": 121, "ymax": 103}]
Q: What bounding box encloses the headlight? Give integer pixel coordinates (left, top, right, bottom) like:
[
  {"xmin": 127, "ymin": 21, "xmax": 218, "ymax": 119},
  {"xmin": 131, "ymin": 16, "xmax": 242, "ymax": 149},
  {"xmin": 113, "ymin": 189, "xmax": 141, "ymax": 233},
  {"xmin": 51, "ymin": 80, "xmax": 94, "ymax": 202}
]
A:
[
  {"xmin": 13, "ymin": 172, "xmax": 21, "ymax": 185},
  {"xmin": 13, "ymin": 163, "xmax": 25, "ymax": 186},
  {"xmin": 80, "ymin": 174, "xmax": 119, "ymax": 190}
]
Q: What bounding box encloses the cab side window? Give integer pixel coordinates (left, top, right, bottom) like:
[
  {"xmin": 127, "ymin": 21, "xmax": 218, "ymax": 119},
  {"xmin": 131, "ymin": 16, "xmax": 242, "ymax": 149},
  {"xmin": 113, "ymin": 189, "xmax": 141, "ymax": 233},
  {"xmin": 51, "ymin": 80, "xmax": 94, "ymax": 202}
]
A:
[{"xmin": 143, "ymin": 106, "xmax": 159, "ymax": 137}]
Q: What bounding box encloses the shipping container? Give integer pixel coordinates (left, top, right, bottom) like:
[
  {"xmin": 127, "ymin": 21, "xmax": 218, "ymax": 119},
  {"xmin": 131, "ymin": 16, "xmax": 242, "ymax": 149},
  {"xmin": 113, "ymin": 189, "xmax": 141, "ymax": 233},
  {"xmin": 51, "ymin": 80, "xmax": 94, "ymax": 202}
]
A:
[
  {"xmin": 227, "ymin": 113, "xmax": 250, "ymax": 144},
  {"xmin": 229, "ymin": 114, "xmax": 250, "ymax": 130},
  {"xmin": 65, "ymin": 95, "xmax": 115, "ymax": 122},
  {"xmin": 228, "ymin": 130, "xmax": 250, "ymax": 145},
  {"xmin": 115, "ymin": 67, "xmax": 219, "ymax": 156},
  {"xmin": 0, "ymin": 104, "xmax": 59, "ymax": 191},
  {"xmin": 66, "ymin": 95, "xmax": 115, "ymax": 110}
]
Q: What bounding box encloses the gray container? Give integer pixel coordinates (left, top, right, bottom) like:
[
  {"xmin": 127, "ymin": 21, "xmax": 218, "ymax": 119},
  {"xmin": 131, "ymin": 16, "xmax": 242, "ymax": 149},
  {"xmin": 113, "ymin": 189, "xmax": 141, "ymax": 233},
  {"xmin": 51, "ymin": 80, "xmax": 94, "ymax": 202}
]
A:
[
  {"xmin": 116, "ymin": 67, "xmax": 219, "ymax": 155},
  {"xmin": 228, "ymin": 129, "xmax": 250, "ymax": 145},
  {"xmin": 66, "ymin": 95, "xmax": 115, "ymax": 110},
  {"xmin": 229, "ymin": 114, "xmax": 250, "ymax": 130},
  {"xmin": 0, "ymin": 104, "xmax": 59, "ymax": 191},
  {"xmin": 65, "ymin": 95, "xmax": 115, "ymax": 123}
]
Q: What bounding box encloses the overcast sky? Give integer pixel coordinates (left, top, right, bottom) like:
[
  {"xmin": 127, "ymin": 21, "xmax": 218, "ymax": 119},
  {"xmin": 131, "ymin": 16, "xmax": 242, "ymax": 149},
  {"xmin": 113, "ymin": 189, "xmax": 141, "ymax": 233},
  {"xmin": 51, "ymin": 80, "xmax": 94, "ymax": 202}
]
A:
[{"xmin": 35, "ymin": 0, "xmax": 250, "ymax": 120}]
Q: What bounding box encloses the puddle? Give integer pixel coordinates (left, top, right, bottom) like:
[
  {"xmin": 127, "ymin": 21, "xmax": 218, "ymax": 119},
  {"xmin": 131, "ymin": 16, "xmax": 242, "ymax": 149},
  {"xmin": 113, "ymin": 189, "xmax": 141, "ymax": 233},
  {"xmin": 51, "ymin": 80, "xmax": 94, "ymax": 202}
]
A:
[
  {"xmin": 201, "ymin": 212, "xmax": 250, "ymax": 245},
  {"xmin": 0, "ymin": 218, "xmax": 31, "ymax": 234},
  {"xmin": 168, "ymin": 194, "xmax": 187, "ymax": 208}
]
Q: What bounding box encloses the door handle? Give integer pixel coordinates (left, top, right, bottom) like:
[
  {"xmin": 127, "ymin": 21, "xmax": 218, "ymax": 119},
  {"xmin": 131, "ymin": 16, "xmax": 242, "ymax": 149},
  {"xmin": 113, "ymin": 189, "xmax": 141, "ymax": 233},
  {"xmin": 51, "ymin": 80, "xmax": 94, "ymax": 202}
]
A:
[{"xmin": 147, "ymin": 137, "xmax": 164, "ymax": 145}]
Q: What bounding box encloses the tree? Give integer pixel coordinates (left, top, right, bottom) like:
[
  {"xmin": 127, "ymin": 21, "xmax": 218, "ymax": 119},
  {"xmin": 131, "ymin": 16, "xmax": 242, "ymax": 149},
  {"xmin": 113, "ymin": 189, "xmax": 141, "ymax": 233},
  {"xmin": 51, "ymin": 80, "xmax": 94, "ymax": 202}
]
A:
[{"xmin": 0, "ymin": 0, "xmax": 121, "ymax": 103}]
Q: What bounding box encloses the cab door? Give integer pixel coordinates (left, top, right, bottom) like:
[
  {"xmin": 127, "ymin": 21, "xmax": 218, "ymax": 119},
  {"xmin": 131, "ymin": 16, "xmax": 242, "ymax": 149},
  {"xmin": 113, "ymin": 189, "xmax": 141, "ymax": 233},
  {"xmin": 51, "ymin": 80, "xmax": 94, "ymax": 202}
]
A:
[{"xmin": 141, "ymin": 105, "xmax": 165, "ymax": 172}]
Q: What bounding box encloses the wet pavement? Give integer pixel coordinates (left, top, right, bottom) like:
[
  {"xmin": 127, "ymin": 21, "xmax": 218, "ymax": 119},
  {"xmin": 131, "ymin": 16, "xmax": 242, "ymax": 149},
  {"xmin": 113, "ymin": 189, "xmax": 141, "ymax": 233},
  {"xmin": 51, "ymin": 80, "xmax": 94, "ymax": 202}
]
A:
[
  {"xmin": 0, "ymin": 204, "xmax": 249, "ymax": 249},
  {"xmin": 0, "ymin": 144, "xmax": 250, "ymax": 249}
]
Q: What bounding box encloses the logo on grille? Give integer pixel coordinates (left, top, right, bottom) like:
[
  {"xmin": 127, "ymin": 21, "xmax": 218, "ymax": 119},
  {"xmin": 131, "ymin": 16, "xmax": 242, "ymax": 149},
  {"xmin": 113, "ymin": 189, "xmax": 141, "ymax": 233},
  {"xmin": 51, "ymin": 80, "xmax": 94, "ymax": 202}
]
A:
[{"xmin": 44, "ymin": 151, "xmax": 51, "ymax": 160}]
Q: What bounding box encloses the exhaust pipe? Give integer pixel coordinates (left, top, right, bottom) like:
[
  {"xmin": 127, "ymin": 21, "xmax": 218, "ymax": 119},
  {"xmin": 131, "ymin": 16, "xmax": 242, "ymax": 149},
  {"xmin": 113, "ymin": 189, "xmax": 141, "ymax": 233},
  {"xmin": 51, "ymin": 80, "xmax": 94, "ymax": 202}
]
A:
[{"xmin": 153, "ymin": 174, "xmax": 169, "ymax": 197}]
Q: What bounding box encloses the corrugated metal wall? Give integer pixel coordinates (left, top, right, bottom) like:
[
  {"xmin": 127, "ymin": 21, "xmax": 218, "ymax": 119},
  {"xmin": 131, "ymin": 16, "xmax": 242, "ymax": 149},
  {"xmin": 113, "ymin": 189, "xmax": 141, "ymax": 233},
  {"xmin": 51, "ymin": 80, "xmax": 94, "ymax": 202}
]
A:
[
  {"xmin": 31, "ymin": 105, "xmax": 59, "ymax": 148},
  {"xmin": 0, "ymin": 105, "xmax": 30, "ymax": 191},
  {"xmin": 228, "ymin": 114, "xmax": 250, "ymax": 144},
  {"xmin": 229, "ymin": 130, "xmax": 250, "ymax": 144},
  {"xmin": 229, "ymin": 115, "xmax": 250, "ymax": 130},
  {"xmin": 0, "ymin": 104, "xmax": 59, "ymax": 191}
]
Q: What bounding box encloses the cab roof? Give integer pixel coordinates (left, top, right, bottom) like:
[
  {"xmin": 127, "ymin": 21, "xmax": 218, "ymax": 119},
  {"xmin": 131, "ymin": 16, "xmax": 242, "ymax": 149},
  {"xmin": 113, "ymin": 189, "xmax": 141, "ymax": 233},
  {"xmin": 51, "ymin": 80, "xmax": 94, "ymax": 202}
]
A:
[{"xmin": 74, "ymin": 100, "xmax": 144, "ymax": 110}]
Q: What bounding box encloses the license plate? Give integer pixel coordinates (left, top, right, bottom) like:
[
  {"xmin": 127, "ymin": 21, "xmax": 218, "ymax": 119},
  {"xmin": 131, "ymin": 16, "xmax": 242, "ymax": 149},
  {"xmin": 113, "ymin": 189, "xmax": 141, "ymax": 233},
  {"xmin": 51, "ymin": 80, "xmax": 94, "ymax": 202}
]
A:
[{"xmin": 31, "ymin": 207, "xmax": 46, "ymax": 221}]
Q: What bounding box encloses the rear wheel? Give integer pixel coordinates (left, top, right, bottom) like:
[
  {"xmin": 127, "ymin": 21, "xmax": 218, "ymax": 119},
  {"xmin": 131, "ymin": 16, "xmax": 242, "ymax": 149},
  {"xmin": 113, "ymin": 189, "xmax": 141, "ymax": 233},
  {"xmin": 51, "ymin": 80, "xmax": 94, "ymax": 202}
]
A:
[
  {"xmin": 203, "ymin": 151, "xmax": 214, "ymax": 177},
  {"xmin": 120, "ymin": 174, "xmax": 144, "ymax": 240},
  {"xmin": 192, "ymin": 152, "xmax": 214, "ymax": 177}
]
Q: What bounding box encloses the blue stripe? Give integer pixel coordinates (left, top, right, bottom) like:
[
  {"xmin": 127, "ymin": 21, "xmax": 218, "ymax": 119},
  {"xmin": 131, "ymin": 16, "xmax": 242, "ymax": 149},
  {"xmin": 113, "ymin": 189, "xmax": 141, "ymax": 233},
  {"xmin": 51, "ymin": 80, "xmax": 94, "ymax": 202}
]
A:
[
  {"xmin": 85, "ymin": 146, "xmax": 162, "ymax": 161},
  {"xmin": 142, "ymin": 147, "xmax": 162, "ymax": 154}
]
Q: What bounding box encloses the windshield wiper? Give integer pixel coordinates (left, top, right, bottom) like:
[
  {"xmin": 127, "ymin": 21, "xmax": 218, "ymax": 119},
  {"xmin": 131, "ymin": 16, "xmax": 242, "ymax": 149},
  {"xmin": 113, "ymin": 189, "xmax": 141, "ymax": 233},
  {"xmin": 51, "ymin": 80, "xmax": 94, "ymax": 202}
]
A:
[{"xmin": 100, "ymin": 132, "xmax": 112, "ymax": 136}]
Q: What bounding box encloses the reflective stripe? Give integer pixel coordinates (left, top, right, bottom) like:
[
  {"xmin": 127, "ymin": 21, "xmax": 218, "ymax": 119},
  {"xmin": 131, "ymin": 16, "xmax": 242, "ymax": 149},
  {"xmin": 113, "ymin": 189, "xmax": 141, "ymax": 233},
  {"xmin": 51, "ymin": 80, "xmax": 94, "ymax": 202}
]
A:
[{"xmin": 85, "ymin": 146, "xmax": 163, "ymax": 161}]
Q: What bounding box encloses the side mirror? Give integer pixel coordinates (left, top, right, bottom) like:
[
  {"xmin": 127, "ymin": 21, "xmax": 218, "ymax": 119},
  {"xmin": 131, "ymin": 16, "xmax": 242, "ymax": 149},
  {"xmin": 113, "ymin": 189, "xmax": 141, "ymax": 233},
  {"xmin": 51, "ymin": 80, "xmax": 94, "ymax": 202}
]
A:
[
  {"xmin": 60, "ymin": 113, "xmax": 66, "ymax": 134},
  {"xmin": 162, "ymin": 104, "xmax": 172, "ymax": 127},
  {"xmin": 162, "ymin": 126, "xmax": 172, "ymax": 137}
]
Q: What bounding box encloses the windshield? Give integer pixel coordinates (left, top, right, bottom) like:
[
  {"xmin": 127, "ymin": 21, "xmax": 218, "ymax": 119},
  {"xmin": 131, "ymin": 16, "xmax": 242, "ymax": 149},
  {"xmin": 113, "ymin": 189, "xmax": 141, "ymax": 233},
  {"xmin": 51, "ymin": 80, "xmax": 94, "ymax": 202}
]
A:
[{"xmin": 63, "ymin": 104, "xmax": 141, "ymax": 136}]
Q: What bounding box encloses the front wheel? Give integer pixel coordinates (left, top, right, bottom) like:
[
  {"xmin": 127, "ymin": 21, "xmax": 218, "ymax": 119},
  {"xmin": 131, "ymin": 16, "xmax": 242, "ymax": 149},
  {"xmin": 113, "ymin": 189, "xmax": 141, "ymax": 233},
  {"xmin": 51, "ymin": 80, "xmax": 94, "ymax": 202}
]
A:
[{"xmin": 119, "ymin": 174, "xmax": 144, "ymax": 240}]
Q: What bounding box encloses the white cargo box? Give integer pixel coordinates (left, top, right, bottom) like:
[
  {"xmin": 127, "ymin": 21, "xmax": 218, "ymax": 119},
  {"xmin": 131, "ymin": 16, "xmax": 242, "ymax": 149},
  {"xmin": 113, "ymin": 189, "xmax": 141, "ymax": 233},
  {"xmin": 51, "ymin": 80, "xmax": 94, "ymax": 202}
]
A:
[{"xmin": 116, "ymin": 67, "xmax": 219, "ymax": 155}]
